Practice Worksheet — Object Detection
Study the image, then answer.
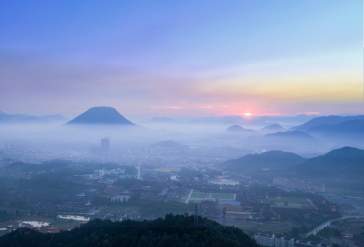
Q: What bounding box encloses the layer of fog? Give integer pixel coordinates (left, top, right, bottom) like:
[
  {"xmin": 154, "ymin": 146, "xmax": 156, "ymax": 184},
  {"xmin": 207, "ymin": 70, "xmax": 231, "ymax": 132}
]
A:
[{"xmin": 1, "ymin": 117, "xmax": 362, "ymax": 160}]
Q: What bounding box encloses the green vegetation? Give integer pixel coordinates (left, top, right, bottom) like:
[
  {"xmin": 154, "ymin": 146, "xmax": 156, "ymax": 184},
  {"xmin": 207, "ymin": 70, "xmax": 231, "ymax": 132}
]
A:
[
  {"xmin": 221, "ymin": 151, "xmax": 306, "ymax": 172},
  {"xmin": 0, "ymin": 210, "xmax": 13, "ymax": 223},
  {"xmin": 18, "ymin": 175, "xmax": 87, "ymax": 194},
  {"xmin": 354, "ymin": 226, "xmax": 364, "ymax": 243},
  {"xmin": 139, "ymin": 201, "xmax": 195, "ymax": 218},
  {"xmin": 316, "ymin": 226, "xmax": 341, "ymax": 238},
  {"xmin": 211, "ymin": 193, "xmax": 234, "ymax": 200},
  {"xmin": 191, "ymin": 192, "xmax": 210, "ymax": 198},
  {"xmin": 289, "ymin": 147, "xmax": 364, "ymax": 195},
  {"xmin": 178, "ymin": 167, "xmax": 203, "ymax": 178},
  {"xmin": 0, "ymin": 214, "xmax": 258, "ymax": 247},
  {"xmin": 306, "ymin": 234, "xmax": 322, "ymax": 242},
  {"xmin": 271, "ymin": 197, "xmax": 306, "ymax": 203}
]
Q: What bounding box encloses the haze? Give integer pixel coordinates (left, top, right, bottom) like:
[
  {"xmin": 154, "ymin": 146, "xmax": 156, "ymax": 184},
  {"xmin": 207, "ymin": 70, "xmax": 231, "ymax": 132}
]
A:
[{"xmin": 1, "ymin": 1, "xmax": 364, "ymax": 246}]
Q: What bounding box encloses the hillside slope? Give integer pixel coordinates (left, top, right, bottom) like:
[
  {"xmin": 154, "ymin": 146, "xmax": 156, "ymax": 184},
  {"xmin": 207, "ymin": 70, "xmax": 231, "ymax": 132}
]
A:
[
  {"xmin": 0, "ymin": 215, "xmax": 258, "ymax": 247},
  {"xmin": 66, "ymin": 106, "xmax": 134, "ymax": 125},
  {"xmin": 221, "ymin": 150, "xmax": 306, "ymax": 171}
]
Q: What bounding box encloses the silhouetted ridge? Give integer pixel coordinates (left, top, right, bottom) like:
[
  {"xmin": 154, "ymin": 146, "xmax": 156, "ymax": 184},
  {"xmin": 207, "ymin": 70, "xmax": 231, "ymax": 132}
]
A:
[
  {"xmin": 66, "ymin": 106, "xmax": 134, "ymax": 125},
  {"xmin": 264, "ymin": 130, "xmax": 313, "ymax": 138},
  {"xmin": 292, "ymin": 115, "xmax": 364, "ymax": 130},
  {"xmin": 0, "ymin": 111, "xmax": 67, "ymax": 124},
  {"xmin": 260, "ymin": 124, "xmax": 285, "ymax": 132},
  {"xmin": 226, "ymin": 125, "xmax": 255, "ymax": 133},
  {"xmin": 222, "ymin": 150, "xmax": 306, "ymax": 171},
  {"xmin": 0, "ymin": 215, "xmax": 258, "ymax": 247},
  {"xmin": 307, "ymin": 119, "xmax": 364, "ymax": 136},
  {"xmin": 293, "ymin": 147, "xmax": 364, "ymax": 173}
]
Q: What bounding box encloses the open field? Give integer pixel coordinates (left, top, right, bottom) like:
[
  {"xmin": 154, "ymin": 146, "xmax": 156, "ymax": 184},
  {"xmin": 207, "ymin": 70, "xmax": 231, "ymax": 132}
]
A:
[
  {"xmin": 0, "ymin": 216, "xmax": 83, "ymax": 236},
  {"xmin": 191, "ymin": 192, "xmax": 210, "ymax": 199},
  {"xmin": 261, "ymin": 196, "xmax": 313, "ymax": 209},
  {"xmin": 211, "ymin": 193, "xmax": 235, "ymax": 200},
  {"xmin": 185, "ymin": 190, "xmax": 236, "ymax": 203}
]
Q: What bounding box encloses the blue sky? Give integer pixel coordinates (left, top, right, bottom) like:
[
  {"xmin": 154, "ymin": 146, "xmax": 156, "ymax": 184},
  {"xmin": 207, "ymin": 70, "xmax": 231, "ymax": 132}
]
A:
[{"xmin": 0, "ymin": 0, "xmax": 362, "ymax": 118}]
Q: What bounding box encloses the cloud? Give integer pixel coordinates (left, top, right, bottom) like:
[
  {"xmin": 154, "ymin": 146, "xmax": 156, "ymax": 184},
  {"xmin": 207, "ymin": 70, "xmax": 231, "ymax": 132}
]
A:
[{"xmin": 0, "ymin": 47, "xmax": 362, "ymax": 117}]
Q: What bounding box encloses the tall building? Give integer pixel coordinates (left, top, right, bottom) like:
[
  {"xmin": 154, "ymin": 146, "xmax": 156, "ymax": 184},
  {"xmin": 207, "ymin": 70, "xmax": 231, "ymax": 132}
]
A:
[
  {"xmin": 254, "ymin": 232, "xmax": 275, "ymax": 246},
  {"xmin": 101, "ymin": 138, "xmax": 110, "ymax": 152}
]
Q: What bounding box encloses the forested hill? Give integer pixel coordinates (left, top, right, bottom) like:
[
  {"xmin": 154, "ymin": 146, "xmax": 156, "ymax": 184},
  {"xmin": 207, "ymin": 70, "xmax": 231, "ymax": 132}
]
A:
[
  {"xmin": 290, "ymin": 146, "xmax": 364, "ymax": 176},
  {"xmin": 221, "ymin": 150, "xmax": 306, "ymax": 171},
  {"xmin": 0, "ymin": 214, "xmax": 258, "ymax": 247}
]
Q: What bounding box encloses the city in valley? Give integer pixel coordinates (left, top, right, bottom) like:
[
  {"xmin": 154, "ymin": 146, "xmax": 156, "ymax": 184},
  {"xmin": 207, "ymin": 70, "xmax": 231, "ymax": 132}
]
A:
[
  {"xmin": 0, "ymin": 1, "xmax": 362, "ymax": 246},
  {"xmin": 0, "ymin": 107, "xmax": 363, "ymax": 247}
]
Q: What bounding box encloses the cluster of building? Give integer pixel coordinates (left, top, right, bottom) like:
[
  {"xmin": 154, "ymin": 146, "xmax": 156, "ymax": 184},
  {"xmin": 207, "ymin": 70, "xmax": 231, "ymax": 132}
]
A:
[
  {"xmin": 80, "ymin": 168, "xmax": 131, "ymax": 183},
  {"xmin": 254, "ymin": 233, "xmax": 298, "ymax": 247},
  {"xmin": 329, "ymin": 236, "xmax": 364, "ymax": 247},
  {"xmin": 254, "ymin": 232, "xmax": 364, "ymax": 247},
  {"xmin": 208, "ymin": 177, "xmax": 239, "ymax": 186},
  {"xmin": 273, "ymin": 177, "xmax": 325, "ymax": 193}
]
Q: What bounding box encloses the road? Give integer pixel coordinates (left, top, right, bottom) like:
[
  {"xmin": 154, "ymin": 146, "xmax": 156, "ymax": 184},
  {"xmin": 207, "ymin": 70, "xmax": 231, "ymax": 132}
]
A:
[{"xmin": 305, "ymin": 216, "xmax": 363, "ymax": 237}]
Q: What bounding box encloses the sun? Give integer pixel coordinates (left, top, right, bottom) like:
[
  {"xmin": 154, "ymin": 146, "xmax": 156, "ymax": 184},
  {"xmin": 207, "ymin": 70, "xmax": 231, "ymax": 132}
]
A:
[{"xmin": 244, "ymin": 112, "xmax": 252, "ymax": 116}]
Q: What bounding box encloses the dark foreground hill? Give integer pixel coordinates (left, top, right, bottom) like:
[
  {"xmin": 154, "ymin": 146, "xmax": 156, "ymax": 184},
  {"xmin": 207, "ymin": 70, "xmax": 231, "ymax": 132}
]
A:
[
  {"xmin": 221, "ymin": 150, "xmax": 306, "ymax": 172},
  {"xmin": 286, "ymin": 147, "xmax": 364, "ymax": 194},
  {"xmin": 66, "ymin": 106, "xmax": 134, "ymax": 125},
  {"xmin": 0, "ymin": 215, "xmax": 258, "ymax": 247},
  {"xmin": 291, "ymin": 147, "xmax": 364, "ymax": 177}
]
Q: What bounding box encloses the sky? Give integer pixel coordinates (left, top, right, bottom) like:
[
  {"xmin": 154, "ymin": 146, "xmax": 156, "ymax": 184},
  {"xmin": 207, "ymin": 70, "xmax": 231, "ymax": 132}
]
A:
[{"xmin": 0, "ymin": 0, "xmax": 363, "ymax": 119}]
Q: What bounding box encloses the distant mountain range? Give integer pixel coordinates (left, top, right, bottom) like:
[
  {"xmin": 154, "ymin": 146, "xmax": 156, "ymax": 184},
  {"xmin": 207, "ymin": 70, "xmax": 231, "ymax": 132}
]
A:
[
  {"xmin": 221, "ymin": 146, "xmax": 364, "ymax": 194},
  {"xmin": 221, "ymin": 150, "xmax": 306, "ymax": 171},
  {"xmin": 0, "ymin": 111, "xmax": 67, "ymax": 124},
  {"xmin": 306, "ymin": 119, "xmax": 364, "ymax": 138},
  {"xmin": 241, "ymin": 130, "xmax": 328, "ymax": 153},
  {"xmin": 66, "ymin": 107, "xmax": 135, "ymax": 125},
  {"xmin": 188, "ymin": 114, "xmax": 316, "ymax": 127},
  {"xmin": 288, "ymin": 115, "xmax": 364, "ymax": 148},
  {"xmin": 259, "ymin": 124, "xmax": 285, "ymax": 133},
  {"xmin": 264, "ymin": 130, "xmax": 314, "ymax": 139},
  {"xmin": 226, "ymin": 125, "xmax": 256, "ymax": 133},
  {"xmin": 291, "ymin": 115, "xmax": 364, "ymax": 131}
]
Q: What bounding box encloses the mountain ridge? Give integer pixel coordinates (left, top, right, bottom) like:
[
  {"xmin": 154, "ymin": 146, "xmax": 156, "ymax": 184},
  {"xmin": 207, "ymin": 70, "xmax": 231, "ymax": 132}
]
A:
[
  {"xmin": 226, "ymin": 125, "xmax": 256, "ymax": 133},
  {"xmin": 221, "ymin": 150, "xmax": 307, "ymax": 171},
  {"xmin": 66, "ymin": 106, "xmax": 134, "ymax": 125},
  {"xmin": 0, "ymin": 111, "xmax": 67, "ymax": 124},
  {"xmin": 292, "ymin": 115, "xmax": 364, "ymax": 131},
  {"xmin": 291, "ymin": 146, "xmax": 364, "ymax": 174}
]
